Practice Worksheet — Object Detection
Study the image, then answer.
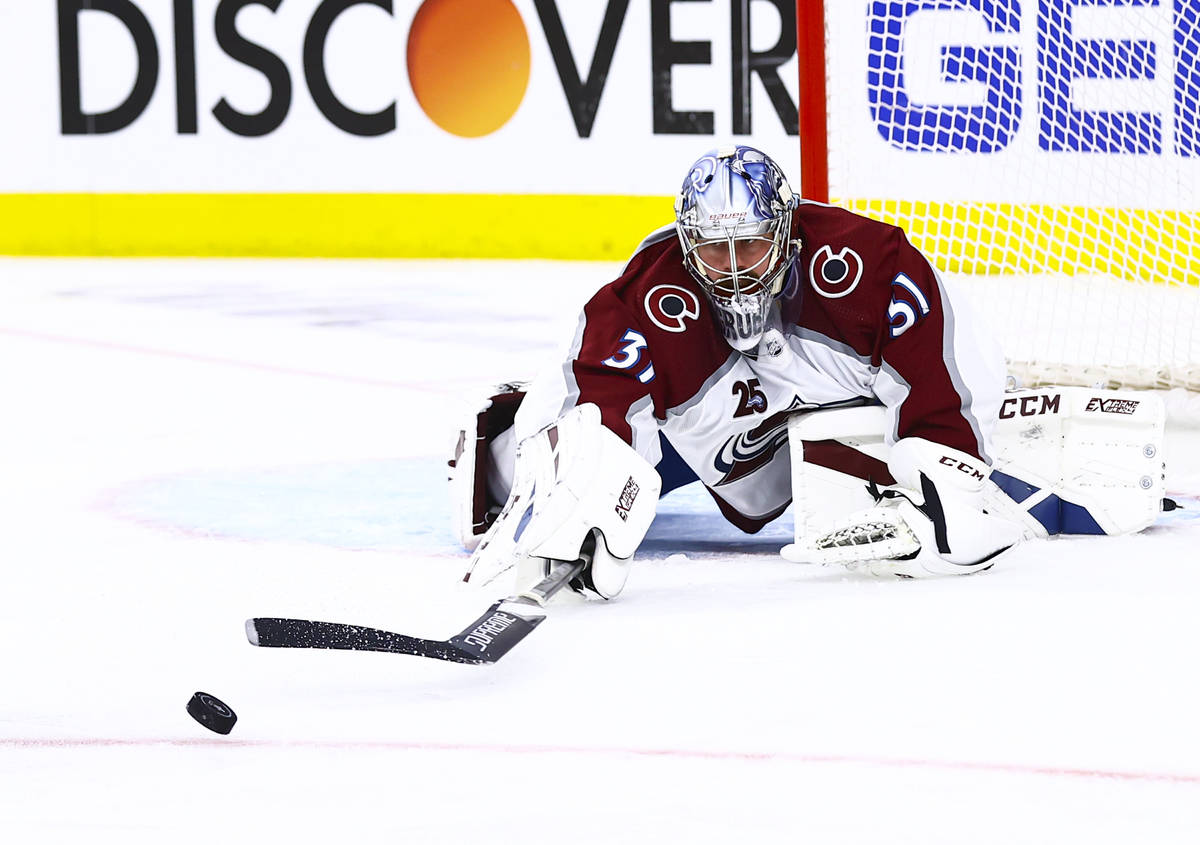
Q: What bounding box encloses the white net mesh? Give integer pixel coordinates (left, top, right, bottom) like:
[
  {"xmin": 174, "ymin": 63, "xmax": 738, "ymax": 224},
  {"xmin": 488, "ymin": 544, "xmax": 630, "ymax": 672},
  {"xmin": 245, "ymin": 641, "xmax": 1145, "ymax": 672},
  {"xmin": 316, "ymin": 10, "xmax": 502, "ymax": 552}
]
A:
[{"xmin": 819, "ymin": 1, "xmax": 1200, "ymax": 391}]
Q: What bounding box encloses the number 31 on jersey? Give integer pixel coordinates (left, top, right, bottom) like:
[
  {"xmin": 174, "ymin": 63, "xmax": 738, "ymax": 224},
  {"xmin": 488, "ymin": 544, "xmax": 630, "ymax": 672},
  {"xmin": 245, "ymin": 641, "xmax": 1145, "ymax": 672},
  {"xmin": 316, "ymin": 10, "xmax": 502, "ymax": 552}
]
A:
[{"xmin": 602, "ymin": 329, "xmax": 655, "ymax": 384}]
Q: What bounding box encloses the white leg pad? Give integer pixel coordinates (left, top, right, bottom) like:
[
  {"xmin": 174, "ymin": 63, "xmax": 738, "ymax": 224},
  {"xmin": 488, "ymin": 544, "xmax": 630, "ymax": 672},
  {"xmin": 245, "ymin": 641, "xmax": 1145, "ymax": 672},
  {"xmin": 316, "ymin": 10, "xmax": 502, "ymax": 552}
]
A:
[{"xmin": 988, "ymin": 387, "xmax": 1165, "ymax": 536}]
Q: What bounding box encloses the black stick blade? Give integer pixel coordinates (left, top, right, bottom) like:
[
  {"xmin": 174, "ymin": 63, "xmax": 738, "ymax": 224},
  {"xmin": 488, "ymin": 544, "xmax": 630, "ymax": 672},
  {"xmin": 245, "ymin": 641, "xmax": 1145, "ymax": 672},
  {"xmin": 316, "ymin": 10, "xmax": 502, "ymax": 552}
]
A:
[
  {"xmin": 245, "ymin": 601, "xmax": 547, "ymax": 665},
  {"xmin": 246, "ymin": 617, "xmax": 483, "ymax": 663}
]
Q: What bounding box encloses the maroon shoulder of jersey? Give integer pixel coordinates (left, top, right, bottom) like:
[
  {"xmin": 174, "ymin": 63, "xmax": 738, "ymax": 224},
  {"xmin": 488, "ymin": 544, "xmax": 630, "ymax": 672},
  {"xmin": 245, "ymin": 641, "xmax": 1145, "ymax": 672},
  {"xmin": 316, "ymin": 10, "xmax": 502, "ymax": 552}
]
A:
[
  {"xmin": 782, "ymin": 202, "xmax": 907, "ymax": 360},
  {"xmin": 785, "ymin": 202, "xmax": 987, "ymax": 459},
  {"xmin": 571, "ymin": 228, "xmax": 732, "ymax": 440}
]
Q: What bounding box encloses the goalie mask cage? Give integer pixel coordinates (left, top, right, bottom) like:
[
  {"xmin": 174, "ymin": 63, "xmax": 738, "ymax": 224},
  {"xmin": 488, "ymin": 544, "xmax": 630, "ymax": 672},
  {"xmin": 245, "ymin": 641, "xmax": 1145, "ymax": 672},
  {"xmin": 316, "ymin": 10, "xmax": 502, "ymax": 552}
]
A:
[{"xmin": 796, "ymin": 0, "xmax": 1200, "ymax": 394}]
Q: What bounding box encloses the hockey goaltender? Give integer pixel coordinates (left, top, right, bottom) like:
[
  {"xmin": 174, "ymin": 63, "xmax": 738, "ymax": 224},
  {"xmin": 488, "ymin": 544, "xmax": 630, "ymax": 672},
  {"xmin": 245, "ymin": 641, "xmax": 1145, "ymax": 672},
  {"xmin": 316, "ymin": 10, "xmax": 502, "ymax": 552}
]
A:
[{"xmin": 449, "ymin": 145, "xmax": 1168, "ymax": 600}]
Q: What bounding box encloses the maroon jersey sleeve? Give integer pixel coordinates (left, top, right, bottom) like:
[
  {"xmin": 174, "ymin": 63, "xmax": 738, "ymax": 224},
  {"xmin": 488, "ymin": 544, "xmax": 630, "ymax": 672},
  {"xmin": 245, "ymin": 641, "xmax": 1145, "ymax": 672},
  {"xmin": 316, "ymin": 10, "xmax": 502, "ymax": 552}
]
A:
[
  {"xmin": 874, "ymin": 227, "xmax": 989, "ymax": 459},
  {"xmin": 793, "ymin": 205, "xmax": 997, "ymax": 461},
  {"xmin": 571, "ymin": 285, "xmax": 661, "ymax": 443},
  {"xmin": 568, "ymin": 236, "xmax": 737, "ymax": 447}
]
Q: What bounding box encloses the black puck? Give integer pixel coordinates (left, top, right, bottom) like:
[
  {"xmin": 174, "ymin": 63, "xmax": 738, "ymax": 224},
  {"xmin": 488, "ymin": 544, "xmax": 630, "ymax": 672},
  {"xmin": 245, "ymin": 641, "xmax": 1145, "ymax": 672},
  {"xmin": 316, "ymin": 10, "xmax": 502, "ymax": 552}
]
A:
[{"xmin": 186, "ymin": 691, "xmax": 237, "ymax": 735}]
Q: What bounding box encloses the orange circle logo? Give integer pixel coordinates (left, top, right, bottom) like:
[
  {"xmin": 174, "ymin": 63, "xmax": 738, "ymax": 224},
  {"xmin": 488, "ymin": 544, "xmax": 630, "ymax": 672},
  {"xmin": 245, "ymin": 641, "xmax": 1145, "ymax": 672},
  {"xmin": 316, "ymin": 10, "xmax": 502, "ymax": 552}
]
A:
[{"xmin": 407, "ymin": 0, "xmax": 531, "ymax": 138}]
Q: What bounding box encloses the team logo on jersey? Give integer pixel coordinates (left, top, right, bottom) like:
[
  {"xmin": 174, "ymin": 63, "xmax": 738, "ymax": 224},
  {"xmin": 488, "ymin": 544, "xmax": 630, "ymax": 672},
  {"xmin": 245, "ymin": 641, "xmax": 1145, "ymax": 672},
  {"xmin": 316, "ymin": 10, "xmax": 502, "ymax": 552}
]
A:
[
  {"xmin": 712, "ymin": 397, "xmax": 812, "ymax": 486},
  {"xmin": 712, "ymin": 412, "xmax": 791, "ymax": 487},
  {"xmin": 809, "ymin": 245, "xmax": 864, "ymax": 299},
  {"xmin": 644, "ymin": 285, "xmax": 701, "ymax": 332}
]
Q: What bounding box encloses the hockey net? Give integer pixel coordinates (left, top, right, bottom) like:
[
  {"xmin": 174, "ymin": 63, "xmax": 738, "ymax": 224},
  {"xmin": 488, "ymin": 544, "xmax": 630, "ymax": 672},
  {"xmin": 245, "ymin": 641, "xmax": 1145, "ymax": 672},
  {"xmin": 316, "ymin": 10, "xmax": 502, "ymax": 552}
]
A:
[{"xmin": 797, "ymin": 0, "xmax": 1200, "ymax": 401}]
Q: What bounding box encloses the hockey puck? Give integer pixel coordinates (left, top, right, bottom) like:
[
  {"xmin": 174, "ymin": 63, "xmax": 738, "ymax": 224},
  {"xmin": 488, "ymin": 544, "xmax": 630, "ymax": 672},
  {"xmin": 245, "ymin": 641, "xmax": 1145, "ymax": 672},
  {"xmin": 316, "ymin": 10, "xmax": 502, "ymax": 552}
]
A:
[{"xmin": 186, "ymin": 691, "xmax": 237, "ymax": 735}]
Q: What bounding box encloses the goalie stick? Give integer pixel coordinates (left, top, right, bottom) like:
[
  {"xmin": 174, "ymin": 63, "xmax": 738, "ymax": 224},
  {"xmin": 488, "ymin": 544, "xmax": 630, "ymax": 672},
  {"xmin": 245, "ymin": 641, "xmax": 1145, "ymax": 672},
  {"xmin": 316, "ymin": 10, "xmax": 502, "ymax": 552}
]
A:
[{"xmin": 245, "ymin": 558, "xmax": 587, "ymax": 665}]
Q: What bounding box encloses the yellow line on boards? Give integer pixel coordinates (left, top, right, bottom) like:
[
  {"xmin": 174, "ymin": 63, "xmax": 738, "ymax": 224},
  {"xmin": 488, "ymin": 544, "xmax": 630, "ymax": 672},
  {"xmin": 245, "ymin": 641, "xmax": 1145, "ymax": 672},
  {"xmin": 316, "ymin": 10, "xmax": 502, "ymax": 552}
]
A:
[
  {"xmin": 0, "ymin": 194, "xmax": 676, "ymax": 260},
  {"xmin": 5, "ymin": 193, "xmax": 1197, "ymax": 287}
]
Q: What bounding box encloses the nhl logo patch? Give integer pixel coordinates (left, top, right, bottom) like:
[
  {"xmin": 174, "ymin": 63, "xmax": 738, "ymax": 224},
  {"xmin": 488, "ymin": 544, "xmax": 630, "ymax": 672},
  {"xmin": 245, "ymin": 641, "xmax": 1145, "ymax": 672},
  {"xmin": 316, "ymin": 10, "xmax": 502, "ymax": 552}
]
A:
[{"xmin": 809, "ymin": 245, "xmax": 864, "ymax": 299}]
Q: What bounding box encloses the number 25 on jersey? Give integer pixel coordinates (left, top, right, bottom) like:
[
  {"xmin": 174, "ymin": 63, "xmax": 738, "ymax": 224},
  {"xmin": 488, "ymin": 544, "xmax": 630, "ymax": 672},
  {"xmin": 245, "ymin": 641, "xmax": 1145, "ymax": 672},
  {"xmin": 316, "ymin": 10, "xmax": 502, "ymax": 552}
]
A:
[{"xmin": 732, "ymin": 378, "xmax": 767, "ymax": 417}]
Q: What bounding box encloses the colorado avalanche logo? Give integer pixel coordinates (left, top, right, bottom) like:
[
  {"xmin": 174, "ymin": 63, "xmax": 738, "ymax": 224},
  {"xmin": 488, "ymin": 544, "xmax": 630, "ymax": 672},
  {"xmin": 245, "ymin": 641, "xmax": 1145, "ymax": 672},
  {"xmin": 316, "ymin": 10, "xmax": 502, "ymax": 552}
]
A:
[
  {"xmin": 809, "ymin": 245, "xmax": 864, "ymax": 299},
  {"xmin": 644, "ymin": 285, "xmax": 701, "ymax": 333},
  {"xmin": 712, "ymin": 397, "xmax": 815, "ymax": 486},
  {"xmin": 713, "ymin": 412, "xmax": 791, "ymax": 486}
]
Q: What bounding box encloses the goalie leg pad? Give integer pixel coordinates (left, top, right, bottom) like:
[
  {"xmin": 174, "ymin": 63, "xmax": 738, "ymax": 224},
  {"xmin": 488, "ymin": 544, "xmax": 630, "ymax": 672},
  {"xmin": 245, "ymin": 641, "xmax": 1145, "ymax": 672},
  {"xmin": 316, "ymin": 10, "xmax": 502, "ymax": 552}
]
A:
[
  {"xmin": 987, "ymin": 387, "xmax": 1166, "ymax": 537},
  {"xmin": 463, "ymin": 404, "xmax": 662, "ymax": 599}
]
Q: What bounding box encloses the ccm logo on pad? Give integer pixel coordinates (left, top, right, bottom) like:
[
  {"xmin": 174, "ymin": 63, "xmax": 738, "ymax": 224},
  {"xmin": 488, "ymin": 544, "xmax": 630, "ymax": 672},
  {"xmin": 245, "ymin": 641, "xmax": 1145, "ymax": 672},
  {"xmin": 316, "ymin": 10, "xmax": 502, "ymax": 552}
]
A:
[
  {"xmin": 938, "ymin": 456, "xmax": 985, "ymax": 481},
  {"xmin": 1000, "ymin": 393, "xmax": 1061, "ymax": 418}
]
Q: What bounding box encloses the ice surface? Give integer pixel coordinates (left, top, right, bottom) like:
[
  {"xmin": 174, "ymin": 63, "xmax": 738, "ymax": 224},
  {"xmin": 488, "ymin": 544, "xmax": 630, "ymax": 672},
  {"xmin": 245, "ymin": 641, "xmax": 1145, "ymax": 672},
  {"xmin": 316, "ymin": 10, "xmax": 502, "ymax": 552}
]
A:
[{"xmin": 2, "ymin": 257, "xmax": 1200, "ymax": 844}]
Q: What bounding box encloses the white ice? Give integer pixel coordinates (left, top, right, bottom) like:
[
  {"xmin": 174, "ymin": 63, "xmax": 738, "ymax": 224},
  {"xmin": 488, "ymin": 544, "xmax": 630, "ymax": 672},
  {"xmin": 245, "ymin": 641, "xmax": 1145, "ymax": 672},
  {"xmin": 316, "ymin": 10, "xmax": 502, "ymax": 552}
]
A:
[{"xmin": 2, "ymin": 257, "xmax": 1200, "ymax": 844}]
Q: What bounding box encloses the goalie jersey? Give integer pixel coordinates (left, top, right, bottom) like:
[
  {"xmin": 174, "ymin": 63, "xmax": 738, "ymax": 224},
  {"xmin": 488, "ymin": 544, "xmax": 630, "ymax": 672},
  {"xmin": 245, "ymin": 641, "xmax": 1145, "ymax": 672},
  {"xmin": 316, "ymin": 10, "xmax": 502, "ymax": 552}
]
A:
[{"xmin": 513, "ymin": 201, "xmax": 1007, "ymax": 532}]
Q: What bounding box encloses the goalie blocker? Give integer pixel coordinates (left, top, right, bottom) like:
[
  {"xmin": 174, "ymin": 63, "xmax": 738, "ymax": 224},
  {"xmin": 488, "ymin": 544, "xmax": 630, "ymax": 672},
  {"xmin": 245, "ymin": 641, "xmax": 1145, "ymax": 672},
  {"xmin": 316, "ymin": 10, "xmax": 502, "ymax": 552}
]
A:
[
  {"xmin": 782, "ymin": 387, "xmax": 1167, "ymax": 576},
  {"xmin": 457, "ymin": 402, "xmax": 662, "ymax": 600}
]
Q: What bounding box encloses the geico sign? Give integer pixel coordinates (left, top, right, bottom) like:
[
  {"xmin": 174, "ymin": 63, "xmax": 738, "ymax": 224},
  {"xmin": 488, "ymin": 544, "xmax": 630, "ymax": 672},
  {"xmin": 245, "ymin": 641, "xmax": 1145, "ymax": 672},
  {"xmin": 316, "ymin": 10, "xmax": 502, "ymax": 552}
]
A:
[
  {"xmin": 870, "ymin": 0, "xmax": 1200, "ymax": 155},
  {"xmin": 58, "ymin": 0, "xmax": 799, "ymax": 138}
]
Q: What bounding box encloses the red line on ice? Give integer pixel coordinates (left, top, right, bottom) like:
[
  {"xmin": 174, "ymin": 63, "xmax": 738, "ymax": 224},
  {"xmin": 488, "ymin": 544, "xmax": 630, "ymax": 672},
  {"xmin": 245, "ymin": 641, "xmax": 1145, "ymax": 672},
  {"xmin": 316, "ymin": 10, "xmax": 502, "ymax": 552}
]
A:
[
  {"xmin": 0, "ymin": 325, "xmax": 442, "ymax": 392},
  {"xmin": 5, "ymin": 737, "xmax": 1198, "ymax": 786}
]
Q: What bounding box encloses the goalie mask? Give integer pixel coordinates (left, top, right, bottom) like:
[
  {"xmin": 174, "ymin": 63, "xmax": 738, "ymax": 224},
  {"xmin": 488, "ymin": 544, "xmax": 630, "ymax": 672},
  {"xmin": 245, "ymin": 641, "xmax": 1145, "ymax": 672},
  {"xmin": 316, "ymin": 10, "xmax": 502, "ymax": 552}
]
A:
[{"xmin": 675, "ymin": 145, "xmax": 799, "ymax": 350}]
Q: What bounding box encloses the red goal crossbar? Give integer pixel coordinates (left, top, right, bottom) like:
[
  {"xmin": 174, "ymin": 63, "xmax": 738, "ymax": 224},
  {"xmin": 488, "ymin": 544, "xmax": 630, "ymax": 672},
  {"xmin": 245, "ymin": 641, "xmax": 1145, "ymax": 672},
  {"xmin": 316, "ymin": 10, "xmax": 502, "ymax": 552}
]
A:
[{"xmin": 795, "ymin": 0, "xmax": 828, "ymax": 203}]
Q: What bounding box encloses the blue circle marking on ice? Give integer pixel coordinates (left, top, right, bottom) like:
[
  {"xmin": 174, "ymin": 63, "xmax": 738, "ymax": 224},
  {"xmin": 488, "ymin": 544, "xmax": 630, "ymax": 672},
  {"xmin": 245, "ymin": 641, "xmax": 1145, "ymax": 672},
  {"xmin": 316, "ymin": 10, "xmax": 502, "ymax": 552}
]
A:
[
  {"xmin": 102, "ymin": 458, "xmax": 795, "ymax": 558},
  {"xmin": 103, "ymin": 458, "xmax": 458, "ymax": 552}
]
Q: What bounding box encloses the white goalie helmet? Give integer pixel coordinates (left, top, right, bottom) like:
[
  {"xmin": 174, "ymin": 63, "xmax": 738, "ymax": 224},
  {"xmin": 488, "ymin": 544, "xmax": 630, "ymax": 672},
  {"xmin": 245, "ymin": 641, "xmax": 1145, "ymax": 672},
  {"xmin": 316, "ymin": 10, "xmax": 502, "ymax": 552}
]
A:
[{"xmin": 675, "ymin": 145, "xmax": 799, "ymax": 350}]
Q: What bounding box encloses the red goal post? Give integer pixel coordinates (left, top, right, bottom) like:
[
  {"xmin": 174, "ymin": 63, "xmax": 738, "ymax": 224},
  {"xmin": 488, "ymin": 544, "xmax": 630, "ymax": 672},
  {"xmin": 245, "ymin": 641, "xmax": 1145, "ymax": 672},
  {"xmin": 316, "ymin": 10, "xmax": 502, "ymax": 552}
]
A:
[{"xmin": 794, "ymin": 0, "xmax": 1200, "ymax": 395}]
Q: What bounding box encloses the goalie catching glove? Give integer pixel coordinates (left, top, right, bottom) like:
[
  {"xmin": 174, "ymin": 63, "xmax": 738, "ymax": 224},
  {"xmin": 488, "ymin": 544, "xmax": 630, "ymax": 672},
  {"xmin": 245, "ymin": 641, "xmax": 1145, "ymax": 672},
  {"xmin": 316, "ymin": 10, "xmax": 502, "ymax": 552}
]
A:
[
  {"xmin": 462, "ymin": 403, "xmax": 662, "ymax": 600},
  {"xmin": 782, "ymin": 437, "xmax": 1023, "ymax": 577}
]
